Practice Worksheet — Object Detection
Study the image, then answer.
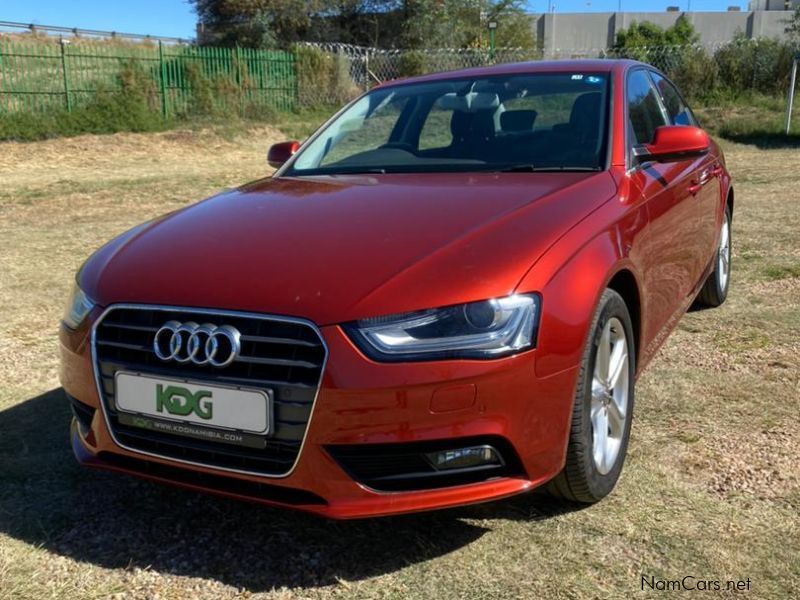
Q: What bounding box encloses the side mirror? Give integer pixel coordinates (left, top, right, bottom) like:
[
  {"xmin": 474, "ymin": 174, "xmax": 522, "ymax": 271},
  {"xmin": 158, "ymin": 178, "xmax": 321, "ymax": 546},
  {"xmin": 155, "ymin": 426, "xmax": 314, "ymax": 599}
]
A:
[
  {"xmin": 634, "ymin": 125, "xmax": 710, "ymax": 164},
  {"xmin": 267, "ymin": 141, "xmax": 300, "ymax": 169}
]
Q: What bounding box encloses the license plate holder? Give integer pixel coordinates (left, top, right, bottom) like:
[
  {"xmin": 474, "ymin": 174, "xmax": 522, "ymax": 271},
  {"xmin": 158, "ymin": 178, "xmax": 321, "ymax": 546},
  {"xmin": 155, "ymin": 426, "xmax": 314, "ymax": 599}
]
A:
[{"xmin": 114, "ymin": 371, "xmax": 272, "ymax": 448}]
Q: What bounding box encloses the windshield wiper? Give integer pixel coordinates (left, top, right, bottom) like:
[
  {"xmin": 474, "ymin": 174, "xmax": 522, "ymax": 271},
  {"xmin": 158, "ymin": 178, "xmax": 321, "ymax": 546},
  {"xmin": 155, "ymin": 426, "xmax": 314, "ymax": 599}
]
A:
[
  {"xmin": 335, "ymin": 167, "xmax": 387, "ymax": 174},
  {"xmin": 494, "ymin": 165, "xmax": 602, "ymax": 173}
]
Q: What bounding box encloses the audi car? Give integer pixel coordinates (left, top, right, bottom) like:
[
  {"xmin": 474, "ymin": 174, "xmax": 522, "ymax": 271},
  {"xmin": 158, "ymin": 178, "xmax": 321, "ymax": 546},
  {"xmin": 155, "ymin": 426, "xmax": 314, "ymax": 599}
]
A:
[{"xmin": 60, "ymin": 60, "xmax": 733, "ymax": 518}]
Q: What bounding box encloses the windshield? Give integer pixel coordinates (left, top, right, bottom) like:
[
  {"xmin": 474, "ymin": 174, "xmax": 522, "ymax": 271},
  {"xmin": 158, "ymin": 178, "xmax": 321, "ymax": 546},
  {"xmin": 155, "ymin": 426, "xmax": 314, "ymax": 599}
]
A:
[{"xmin": 287, "ymin": 72, "xmax": 610, "ymax": 176}]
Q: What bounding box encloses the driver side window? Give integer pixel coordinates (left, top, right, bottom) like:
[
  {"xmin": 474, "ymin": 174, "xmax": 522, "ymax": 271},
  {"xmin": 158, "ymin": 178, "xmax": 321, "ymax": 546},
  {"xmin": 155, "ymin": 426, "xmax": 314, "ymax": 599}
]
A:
[
  {"xmin": 322, "ymin": 97, "xmax": 409, "ymax": 165},
  {"xmin": 650, "ymin": 72, "xmax": 697, "ymax": 127},
  {"xmin": 626, "ymin": 69, "xmax": 668, "ymax": 163}
]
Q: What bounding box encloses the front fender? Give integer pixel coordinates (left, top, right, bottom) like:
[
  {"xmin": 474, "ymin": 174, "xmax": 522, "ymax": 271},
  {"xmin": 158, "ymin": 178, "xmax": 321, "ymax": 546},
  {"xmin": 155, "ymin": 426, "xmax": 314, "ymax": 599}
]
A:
[
  {"xmin": 534, "ymin": 234, "xmax": 629, "ymax": 379},
  {"xmin": 518, "ymin": 180, "xmax": 647, "ymax": 380}
]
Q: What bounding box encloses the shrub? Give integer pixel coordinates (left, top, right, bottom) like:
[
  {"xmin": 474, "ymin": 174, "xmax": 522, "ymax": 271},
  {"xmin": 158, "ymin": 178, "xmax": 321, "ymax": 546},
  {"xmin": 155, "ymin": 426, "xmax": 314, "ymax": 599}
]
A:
[
  {"xmin": 612, "ymin": 17, "xmax": 798, "ymax": 101},
  {"xmin": 713, "ymin": 37, "xmax": 796, "ymax": 97},
  {"xmin": 397, "ymin": 50, "xmax": 428, "ymax": 77},
  {"xmin": 614, "ymin": 15, "xmax": 698, "ymax": 51},
  {"xmin": 293, "ymin": 44, "xmax": 360, "ymax": 107},
  {"xmin": 0, "ymin": 59, "xmax": 168, "ymax": 140},
  {"xmin": 748, "ymin": 38, "xmax": 796, "ymax": 95},
  {"xmin": 669, "ymin": 46, "xmax": 719, "ymax": 102},
  {"xmin": 0, "ymin": 93, "xmax": 168, "ymax": 141},
  {"xmin": 183, "ymin": 61, "xmax": 219, "ymax": 116},
  {"xmin": 118, "ymin": 59, "xmax": 160, "ymax": 113}
]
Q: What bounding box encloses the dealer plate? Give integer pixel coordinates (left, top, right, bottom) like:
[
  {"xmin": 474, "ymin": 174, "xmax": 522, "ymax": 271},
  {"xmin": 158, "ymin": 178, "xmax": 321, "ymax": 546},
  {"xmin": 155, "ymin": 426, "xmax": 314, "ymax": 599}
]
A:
[{"xmin": 114, "ymin": 372, "xmax": 272, "ymax": 444}]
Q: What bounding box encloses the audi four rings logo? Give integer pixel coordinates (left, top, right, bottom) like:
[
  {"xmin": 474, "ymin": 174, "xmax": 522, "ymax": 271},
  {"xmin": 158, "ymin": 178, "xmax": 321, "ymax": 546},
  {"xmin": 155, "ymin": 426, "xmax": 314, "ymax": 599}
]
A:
[{"xmin": 153, "ymin": 320, "xmax": 242, "ymax": 367}]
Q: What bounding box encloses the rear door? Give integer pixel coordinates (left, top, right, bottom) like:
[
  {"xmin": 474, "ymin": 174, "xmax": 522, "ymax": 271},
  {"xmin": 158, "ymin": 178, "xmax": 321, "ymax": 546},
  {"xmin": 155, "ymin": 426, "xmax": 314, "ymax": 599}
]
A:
[
  {"xmin": 625, "ymin": 69, "xmax": 705, "ymax": 350},
  {"xmin": 649, "ymin": 71, "xmax": 721, "ymax": 282}
]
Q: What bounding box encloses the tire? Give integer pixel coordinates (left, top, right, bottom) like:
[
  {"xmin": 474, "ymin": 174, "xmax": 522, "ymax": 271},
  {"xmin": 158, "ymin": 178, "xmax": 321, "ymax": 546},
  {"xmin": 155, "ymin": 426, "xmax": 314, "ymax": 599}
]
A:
[
  {"xmin": 546, "ymin": 289, "xmax": 636, "ymax": 503},
  {"xmin": 696, "ymin": 206, "xmax": 732, "ymax": 308}
]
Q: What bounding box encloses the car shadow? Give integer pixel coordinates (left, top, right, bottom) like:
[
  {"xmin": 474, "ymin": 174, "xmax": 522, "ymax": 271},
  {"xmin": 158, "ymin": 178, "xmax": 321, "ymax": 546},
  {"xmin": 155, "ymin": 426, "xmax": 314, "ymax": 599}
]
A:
[
  {"xmin": 0, "ymin": 388, "xmax": 579, "ymax": 591},
  {"xmin": 718, "ymin": 130, "xmax": 800, "ymax": 149}
]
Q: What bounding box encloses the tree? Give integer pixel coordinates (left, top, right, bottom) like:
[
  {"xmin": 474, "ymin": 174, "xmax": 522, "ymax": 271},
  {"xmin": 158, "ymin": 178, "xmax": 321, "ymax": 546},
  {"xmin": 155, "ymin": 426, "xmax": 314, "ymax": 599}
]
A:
[
  {"xmin": 192, "ymin": 0, "xmax": 315, "ymax": 47},
  {"xmin": 614, "ymin": 14, "xmax": 698, "ymax": 49},
  {"xmin": 191, "ymin": 0, "xmax": 535, "ymax": 49},
  {"xmin": 192, "ymin": 0, "xmax": 402, "ymax": 48},
  {"xmin": 614, "ymin": 16, "xmax": 712, "ymax": 99},
  {"xmin": 400, "ymin": 0, "xmax": 534, "ymax": 50},
  {"xmin": 325, "ymin": 0, "xmax": 403, "ymax": 46}
]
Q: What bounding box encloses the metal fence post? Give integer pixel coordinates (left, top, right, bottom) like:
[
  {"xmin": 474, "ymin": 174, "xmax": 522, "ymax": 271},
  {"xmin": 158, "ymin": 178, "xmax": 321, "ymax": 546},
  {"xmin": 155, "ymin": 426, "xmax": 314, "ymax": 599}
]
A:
[
  {"xmin": 488, "ymin": 22, "xmax": 497, "ymax": 62},
  {"xmin": 59, "ymin": 38, "xmax": 72, "ymax": 112},
  {"xmin": 785, "ymin": 54, "xmax": 799, "ymax": 135},
  {"xmin": 235, "ymin": 45, "xmax": 245, "ymax": 116},
  {"xmin": 364, "ymin": 51, "xmax": 370, "ymax": 91},
  {"xmin": 158, "ymin": 40, "xmax": 168, "ymax": 117},
  {"xmin": 292, "ymin": 50, "xmax": 299, "ymax": 109}
]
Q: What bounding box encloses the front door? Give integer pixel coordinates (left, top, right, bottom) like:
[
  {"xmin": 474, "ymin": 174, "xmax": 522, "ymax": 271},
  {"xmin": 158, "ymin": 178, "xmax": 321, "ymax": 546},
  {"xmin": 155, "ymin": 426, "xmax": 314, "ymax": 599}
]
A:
[
  {"xmin": 650, "ymin": 71, "xmax": 721, "ymax": 289},
  {"xmin": 625, "ymin": 69, "xmax": 703, "ymax": 353}
]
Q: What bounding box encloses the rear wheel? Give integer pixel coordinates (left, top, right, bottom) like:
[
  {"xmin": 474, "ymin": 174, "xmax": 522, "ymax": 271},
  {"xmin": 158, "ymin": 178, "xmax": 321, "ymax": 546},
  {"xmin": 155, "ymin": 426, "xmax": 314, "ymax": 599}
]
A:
[
  {"xmin": 546, "ymin": 289, "xmax": 635, "ymax": 503},
  {"xmin": 696, "ymin": 206, "xmax": 732, "ymax": 308}
]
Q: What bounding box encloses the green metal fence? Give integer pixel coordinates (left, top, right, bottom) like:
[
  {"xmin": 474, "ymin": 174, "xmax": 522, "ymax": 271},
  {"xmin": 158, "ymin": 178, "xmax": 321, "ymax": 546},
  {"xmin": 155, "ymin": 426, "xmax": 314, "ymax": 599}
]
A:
[{"xmin": 0, "ymin": 39, "xmax": 297, "ymax": 116}]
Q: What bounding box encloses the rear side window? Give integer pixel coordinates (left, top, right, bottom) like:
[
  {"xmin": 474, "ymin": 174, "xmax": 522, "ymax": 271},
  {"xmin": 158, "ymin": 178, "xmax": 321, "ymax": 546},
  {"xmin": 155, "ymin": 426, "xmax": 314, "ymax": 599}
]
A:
[
  {"xmin": 650, "ymin": 72, "xmax": 696, "ymax": 127},
  {"xmin": 626, "ymin": 70, "xmax": 667, "ymax": 147}
]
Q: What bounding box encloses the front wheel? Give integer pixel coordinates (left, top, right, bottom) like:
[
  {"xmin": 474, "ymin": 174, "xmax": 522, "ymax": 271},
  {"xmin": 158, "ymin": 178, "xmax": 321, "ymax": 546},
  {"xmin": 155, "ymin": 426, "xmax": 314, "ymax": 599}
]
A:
[
  {"xmin": 546, "ymin": 289, "xmax": 635, "ymax": 503},
  {"xmin": 696, "ymin": 206, "xmax": 732, "ymax": 308}
]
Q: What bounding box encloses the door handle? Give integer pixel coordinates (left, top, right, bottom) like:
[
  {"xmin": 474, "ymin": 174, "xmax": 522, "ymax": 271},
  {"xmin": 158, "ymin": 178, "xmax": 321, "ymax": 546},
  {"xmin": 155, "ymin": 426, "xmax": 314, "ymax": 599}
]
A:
[{"xmin": 689, "ymin": 166, "xmax": 716, "ymax": 195}]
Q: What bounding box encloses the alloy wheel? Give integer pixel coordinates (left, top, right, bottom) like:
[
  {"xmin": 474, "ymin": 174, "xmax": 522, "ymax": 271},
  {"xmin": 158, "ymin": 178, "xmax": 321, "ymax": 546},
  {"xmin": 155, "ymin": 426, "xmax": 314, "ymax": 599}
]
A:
[
  {"xmin": 590, "ymin": 317, "xmax": 629, "ymax": 475},
  {"xmin": 718, "ymin": 215, "xmax": 731, "ymax": 291}
]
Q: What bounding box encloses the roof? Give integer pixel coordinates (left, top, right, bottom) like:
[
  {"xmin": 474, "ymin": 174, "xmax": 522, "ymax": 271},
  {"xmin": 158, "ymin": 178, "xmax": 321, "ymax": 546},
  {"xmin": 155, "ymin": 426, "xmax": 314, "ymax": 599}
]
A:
[{"xmin": 376, "ymin": 59, "xmax": 640, "ymax": 89}]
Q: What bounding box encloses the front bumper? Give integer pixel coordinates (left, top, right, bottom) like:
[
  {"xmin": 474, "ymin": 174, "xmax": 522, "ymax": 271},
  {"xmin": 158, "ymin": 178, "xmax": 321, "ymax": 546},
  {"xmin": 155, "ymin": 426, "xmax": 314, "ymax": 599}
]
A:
[{"xmin": 61, "ymin": 314, "xmax": 578, "ymax": 519}]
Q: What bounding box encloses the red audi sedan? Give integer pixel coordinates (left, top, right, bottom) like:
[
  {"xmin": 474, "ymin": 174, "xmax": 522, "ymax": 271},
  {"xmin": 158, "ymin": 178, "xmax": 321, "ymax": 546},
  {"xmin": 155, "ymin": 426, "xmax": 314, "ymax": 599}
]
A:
[{"xmin": 60, "ymin": 60, "xmax": 733, "ymax": 518}]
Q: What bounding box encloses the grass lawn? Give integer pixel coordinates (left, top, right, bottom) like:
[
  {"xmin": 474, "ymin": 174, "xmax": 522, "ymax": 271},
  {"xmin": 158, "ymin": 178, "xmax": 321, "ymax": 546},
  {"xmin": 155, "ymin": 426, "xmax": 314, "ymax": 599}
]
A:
[{"xmin": 0, "ymin": 123, "xmax": 798, "ymax": 599}]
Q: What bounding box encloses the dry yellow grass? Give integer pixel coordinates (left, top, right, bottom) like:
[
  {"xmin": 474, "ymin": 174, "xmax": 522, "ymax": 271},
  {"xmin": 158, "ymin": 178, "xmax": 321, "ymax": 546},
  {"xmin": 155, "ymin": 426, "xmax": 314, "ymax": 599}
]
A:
[{"xmin": 0, "ymin": 128, "xmax": 798, "ymax": 599}]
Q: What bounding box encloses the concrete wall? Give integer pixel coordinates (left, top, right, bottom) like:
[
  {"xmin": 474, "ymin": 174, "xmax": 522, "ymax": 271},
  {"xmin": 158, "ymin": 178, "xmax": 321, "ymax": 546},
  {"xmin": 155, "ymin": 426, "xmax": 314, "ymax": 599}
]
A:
[
  {"xmin": 749, "ymin": 0, "xmax": 800, "ymax": 10},
  {"xmin": 534, "ymin": 11, "xmax": 795, "ymax": 54}
]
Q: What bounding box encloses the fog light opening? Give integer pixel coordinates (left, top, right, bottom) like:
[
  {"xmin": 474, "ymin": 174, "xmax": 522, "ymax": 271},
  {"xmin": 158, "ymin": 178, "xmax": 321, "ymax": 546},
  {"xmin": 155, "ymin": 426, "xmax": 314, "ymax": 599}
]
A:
[
  {"xmin": 75, "ymin": 417, "xmax": 90, "ymax": 439},
  {"xmin": 425, "ymin": 445, "xmax": 504, "ymax": 471}
]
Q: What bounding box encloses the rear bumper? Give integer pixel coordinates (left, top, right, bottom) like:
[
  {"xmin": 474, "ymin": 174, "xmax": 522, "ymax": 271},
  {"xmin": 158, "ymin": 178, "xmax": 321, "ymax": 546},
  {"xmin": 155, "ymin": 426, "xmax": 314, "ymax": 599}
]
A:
[{"xmin": 63, "ymin": 318, "xmax": 579, "ymax": 519}]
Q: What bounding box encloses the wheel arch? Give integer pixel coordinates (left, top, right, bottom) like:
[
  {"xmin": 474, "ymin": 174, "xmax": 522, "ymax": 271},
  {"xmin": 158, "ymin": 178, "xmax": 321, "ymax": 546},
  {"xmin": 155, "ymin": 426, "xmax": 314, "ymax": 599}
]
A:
[
  {"xmin": 606, "ymin": 268, "xmax": 642, "ymax": 368},
  {"xmin": 530, "ymin": 227, "xmax": 644, "ymax": 379},
  {"xmin": 726, "ymin": 185, "xmax": 735, "ymax": 219}
]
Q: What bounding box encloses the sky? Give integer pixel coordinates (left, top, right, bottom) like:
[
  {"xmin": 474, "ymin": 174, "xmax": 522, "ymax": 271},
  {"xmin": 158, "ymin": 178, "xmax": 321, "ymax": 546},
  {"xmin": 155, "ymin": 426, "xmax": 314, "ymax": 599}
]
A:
[{"xmin": 1, "ymin": 0, "xmax": 749, "ymax": 41}]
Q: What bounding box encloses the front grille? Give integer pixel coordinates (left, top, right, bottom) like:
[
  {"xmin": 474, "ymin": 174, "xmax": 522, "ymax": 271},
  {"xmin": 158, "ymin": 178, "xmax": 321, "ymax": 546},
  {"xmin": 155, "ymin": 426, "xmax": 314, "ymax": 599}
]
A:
[
  {"xmin": 326, "ymin": 436, "xmax": 525, "ymax": 491},
  {"xmin": 92, "ymin": 305, "xmax": 327, "ymax": 477}
]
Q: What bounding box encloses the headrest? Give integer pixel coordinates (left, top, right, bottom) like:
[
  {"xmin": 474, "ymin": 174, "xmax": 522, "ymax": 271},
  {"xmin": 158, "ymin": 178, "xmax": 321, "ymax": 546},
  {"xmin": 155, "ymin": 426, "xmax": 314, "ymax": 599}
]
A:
[
  {"xmin": 570, "ymin": 92, "xmax": 602, "ymax": 127},
  {"xmin": 500, "ymin": 110, "xmax": 537, "ymax": 132},
  {"xmin": 450, "ymin": 110, "xmax": 496, "ymax": 143},
  {"xmin": 437, "ymin": 91, "xmax": 500, "ymax": 113}
]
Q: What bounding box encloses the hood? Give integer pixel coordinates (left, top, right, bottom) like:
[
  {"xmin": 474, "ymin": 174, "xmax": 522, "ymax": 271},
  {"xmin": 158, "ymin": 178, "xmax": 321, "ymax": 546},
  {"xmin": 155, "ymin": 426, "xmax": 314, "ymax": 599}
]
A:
[{"xmin": 82, "ymin": 172, "xmax": 617, "ymax": 325}]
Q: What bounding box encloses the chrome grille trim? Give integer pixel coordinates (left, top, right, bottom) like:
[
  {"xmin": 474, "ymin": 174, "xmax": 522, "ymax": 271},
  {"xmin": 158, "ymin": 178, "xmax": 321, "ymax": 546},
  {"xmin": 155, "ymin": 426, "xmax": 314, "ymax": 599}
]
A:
[{"xmin": 91, "ymin": 303, "xmax": 328, "ymax": 479}]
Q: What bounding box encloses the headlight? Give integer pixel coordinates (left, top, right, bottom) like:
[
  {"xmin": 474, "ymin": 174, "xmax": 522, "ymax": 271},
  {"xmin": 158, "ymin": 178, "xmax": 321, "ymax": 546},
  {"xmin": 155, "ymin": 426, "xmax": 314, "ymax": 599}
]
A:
[
  {"xmin": 345, "ymin": 294, "xmax": 540, "ymax": 361},
  {"xmin": 63, "ymin": 283, "xmax": 96, "ymax": 329}
]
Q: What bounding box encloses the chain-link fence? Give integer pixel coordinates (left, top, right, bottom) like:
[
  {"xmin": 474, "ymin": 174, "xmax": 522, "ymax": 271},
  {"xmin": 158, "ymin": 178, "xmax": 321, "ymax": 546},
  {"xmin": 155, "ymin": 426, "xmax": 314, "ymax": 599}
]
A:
[
  {"xmin": 296, "ymin": 39, "xmax": 799, "ymax": 108},
  {"xmin": 295, "ymin": 42, "xmax": 540, "ymax": 106},
  {"xmin": 2, "ymin": 32, "xmax": 796, "ymax": 139}
]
